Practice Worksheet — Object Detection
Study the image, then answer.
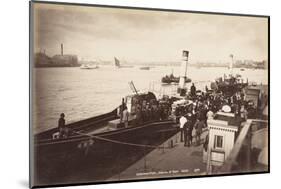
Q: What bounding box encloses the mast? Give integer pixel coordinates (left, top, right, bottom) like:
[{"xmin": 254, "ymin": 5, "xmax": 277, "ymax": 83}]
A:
[
  {"xmin": 129, "ymin": 81, "xmax": 138, "ymax": 95},
  {"xmin": 229, "ymin": 54, "xmax": 234, "ymax": 76},
  {"xmin": 114, "ymin": 57, "xmax": 120, "ymax": 67}
]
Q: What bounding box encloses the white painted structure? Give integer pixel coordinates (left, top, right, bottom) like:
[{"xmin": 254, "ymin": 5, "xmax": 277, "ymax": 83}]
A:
[
  {"xmin": 179, "ymin": 50, "xmax": 189, "ymax": 89},
  {"xmin": 206, "ymin": 112, "xmax": 239, "ymax": 171}
]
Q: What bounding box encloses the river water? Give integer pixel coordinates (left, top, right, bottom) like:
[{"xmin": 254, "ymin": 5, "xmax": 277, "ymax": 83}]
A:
[{"xmin": 32, "ymin": 66, "xmax": 268, "ymax": 134}]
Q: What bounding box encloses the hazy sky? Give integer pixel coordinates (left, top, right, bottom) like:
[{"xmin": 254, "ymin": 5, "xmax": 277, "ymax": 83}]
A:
[{"xmin": 33, "ymin": 3, "xmax": 268, "ymax": 63}]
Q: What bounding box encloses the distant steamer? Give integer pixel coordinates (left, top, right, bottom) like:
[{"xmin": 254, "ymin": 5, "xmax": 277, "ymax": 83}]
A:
[{"xmin": 34, "ymin": 43, "xmax": 80, "ymax": 67}]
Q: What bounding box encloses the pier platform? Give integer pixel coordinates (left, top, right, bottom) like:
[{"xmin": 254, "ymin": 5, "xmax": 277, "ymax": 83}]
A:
[{"xmin": 108, "ymin": 129, "xmax": 208, "ymax": 181}]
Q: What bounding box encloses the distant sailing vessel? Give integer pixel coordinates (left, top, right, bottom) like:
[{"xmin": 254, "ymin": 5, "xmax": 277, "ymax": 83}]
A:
[
  {"xmin": 161, "ymin": 73, "xmax": 191, "ymax": 84},
  {"xmin": 139, "ymin": 66, "xmax": 150, "ymax": 70},
  {"xmin": 162, "ymin": 51, "xmax": 192, "ymax": 85},
  {"xmin": 211, "ymin": 54, "xmax": 248, "ymax": 97},
  {"xmin": 211, "ymin": 74, "xmax": 248, "ymax": 97},
  {"xmin": 114, "ymin": 57, "xmax": 134, "ymax": 68},
  {"xmin": 80, "ymin": 64, "xmax": 99, "ymax": 69}
]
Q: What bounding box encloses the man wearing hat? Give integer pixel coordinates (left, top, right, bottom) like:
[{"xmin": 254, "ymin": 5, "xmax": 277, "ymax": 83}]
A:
[
  {"xmin": 190, "ymin": 83, "xmax": 196, "ymax": 97},
  {"xmin": 184, "ymin": 113, "xmax": 193, "ymax": 147},
  {"xmin": 58, "ymin": 113, "xmax": 68, "ymax": 138}
]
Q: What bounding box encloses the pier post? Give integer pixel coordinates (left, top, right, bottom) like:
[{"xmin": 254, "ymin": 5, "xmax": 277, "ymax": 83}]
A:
[
  {"xmin": 61, "ymin": 43, "xmax": 64, "ymax": 56},
  {"xmin": 118, "ymin": 154, "xmax": 121, "ymax": 180},
  {"xmin": 143, "ymin": 146, "xmax": 147, "ymax": 171},
  {"xmin": 170, "ymin": 140, "xmax": 173, "ymax": 148},
  {"xmin": 245, "ymin": 127, "xmax": 252, "ymax": 171},
  {"xmin": 161, "ymin": 132, "xmax": 165, "ymax": 153}
]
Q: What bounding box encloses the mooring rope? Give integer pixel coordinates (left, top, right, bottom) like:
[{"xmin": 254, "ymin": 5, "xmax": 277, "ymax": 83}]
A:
[{"xmin": 73, "ymin": 130, "xmax": 176, "ymax": 150}]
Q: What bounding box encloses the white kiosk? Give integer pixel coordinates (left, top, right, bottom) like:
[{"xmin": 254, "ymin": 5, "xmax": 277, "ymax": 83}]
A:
[{"xmin": 205, "ymin": 110, "xmax": 240, "ymax": 173}]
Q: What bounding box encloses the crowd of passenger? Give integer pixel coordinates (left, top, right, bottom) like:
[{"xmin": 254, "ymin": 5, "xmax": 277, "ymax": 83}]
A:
[
  {"xmin": 119, "ymin": 97, "xmax": 172, "ymax": 128},
  {"xmin": 118, "ymin": 81, "xmax": 257, "ymax": 133},
  {"xmin": 176, "ymin": 83, "xmax": 255, "ymax": 147}
]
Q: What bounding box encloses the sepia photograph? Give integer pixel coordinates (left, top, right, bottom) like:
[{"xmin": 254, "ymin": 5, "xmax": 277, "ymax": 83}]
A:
[{"xmin": 30, "ymin": 1, "xmax": 269, "ymax": 188}]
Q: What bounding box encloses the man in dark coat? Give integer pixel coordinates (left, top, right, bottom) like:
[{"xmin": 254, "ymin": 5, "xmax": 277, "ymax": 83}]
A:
[
  {"xmin": 184, "ymin": 116, "xmax": 193, "ymax": 147},
  {"xmin": 190, "ymin": 83, "xmax": 196, "ymax": 97},
  {"xmin": 194, "ymin": 119, "xmax": 205, "ymax": 145},
  {"xmin": 58, "ymin": 113, "xmax": 67, "ymax": 138}
]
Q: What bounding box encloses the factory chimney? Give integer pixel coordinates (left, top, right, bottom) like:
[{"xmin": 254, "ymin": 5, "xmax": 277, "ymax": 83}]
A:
[
  {"xmin": 178, "ymin": 50, "xmax": 189, "ymax": 96},
  {"xmin": 61, "ymin": 43, "xmax": 64, "ymax": 56}
]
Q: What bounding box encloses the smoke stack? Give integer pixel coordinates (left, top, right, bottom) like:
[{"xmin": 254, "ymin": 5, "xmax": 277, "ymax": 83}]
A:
[
  {"xmin": 178, "ymin": 50, "xmax": 189, "ymax": 96},
  {"xmin": 179, "ymin": 50, "xmax": 189, "ymax": 88},
  {"xmin": 61, "ymin": 43, "xmax": 63, "ymax": 56}
]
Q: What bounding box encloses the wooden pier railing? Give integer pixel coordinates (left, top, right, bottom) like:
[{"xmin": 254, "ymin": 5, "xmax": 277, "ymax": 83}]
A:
[{"xmin": 218, "ymin": 119, "xmax": 268, "ymax": 173}]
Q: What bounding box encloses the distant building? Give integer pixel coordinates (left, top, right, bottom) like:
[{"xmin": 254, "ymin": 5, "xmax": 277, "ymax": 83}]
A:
[
  {"xmin": 51, "ymin": 43, "xmax": 79, "ymax": 66},
  {"xmin": 51, "ymin": 54, "xmax": 78, "ymax": 66},
  {"xmin": 34, "ymin": 43, "xmax": 79, "ymax": 67},
  {"xmin": 34, "ymin": 52, "xmax": 51, "ymax": 65},
  {"xmin": 230, "ymin": 59, "xmax": 268, "ymax": 69}
]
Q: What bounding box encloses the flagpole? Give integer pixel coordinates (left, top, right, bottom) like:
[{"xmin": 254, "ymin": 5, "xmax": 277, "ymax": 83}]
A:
[{"xmin": 229, "ymin": 54, "xmax": 234, "ymax": 76}]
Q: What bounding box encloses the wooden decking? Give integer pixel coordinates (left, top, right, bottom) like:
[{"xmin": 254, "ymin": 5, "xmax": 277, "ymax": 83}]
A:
[
  {"xmin": 108, "ymin": 130, "xmax": 208, "ymax": 181},
  {"xmin": 219, "ymin": 119, "xmax": 268, "ymax": 173},
  {"xmin": 219, "ymin": 120, "xmax": 253, "ymax": 173}
]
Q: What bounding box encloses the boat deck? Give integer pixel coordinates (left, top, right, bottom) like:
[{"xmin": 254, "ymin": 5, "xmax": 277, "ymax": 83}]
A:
[
  {"xmin": 85, "ymin": 115, "xmax": 136, "ymax": 135},
  {"xmin": 86, "ymin": 123, "xmax": 116, "ymax": 135},
  {"xmin": 108, "ymin": 129, "xmax": 208, "ymax": 181}
]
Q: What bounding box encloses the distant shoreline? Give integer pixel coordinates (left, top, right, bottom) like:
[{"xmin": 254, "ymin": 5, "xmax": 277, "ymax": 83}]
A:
[
  {"xmin": 34, "ymin": 64, "xmax": 81, "ymax": 68},
  {"xmin": 33, "ymin": 65, "xmax": 266, "ymax": 69}
]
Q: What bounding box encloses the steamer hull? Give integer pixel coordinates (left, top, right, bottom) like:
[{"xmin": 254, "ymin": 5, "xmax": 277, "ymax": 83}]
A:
[{"xmin": 33, "ymin": 114, "xmax": 177, "ymax": 186}]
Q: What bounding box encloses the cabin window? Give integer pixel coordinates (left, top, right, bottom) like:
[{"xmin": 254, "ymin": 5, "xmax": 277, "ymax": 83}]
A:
[{"xmin": 214, "ymin": 135, "xmax": 223, "ymax": 149}]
